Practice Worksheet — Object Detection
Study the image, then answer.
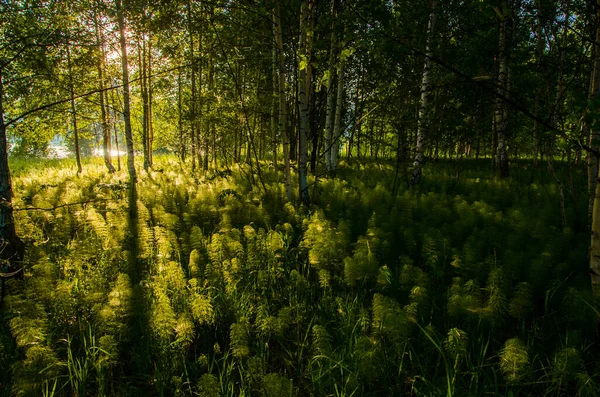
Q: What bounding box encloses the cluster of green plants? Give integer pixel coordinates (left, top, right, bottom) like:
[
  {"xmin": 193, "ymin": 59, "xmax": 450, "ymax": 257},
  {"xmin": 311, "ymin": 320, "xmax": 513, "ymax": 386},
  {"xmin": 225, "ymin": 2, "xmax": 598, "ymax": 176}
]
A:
[{"xmin": 1, "ymin": 156, "xmax": 598, "ymax": 396}]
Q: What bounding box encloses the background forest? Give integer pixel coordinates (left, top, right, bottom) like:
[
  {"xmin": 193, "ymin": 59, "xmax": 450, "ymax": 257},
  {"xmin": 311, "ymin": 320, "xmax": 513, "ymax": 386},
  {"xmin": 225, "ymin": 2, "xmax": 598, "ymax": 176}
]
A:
[{"xmin": 1, "ymin": 0, "xmax": 600, "ymax": 396}]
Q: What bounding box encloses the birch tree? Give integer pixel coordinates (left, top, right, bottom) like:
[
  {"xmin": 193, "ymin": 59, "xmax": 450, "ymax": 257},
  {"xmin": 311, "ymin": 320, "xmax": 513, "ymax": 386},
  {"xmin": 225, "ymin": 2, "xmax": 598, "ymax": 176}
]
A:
[
  {"xmin": 411, "ymin": 0, "xmax": 436, "ymax": 184},
  {"xmin": 494, "ymin": 2, "xmax": 509, "ymax": 178},
  {"xmin": 298, "ymin": 0, "xmax": 312, "ymax": 205},
  {"xmin": 274, "ymin": 0, "xmax": 292, "ymax": 201},
  {"xmin": 589, "ymin": 0, "xmax": 600, "ymax": 297}
]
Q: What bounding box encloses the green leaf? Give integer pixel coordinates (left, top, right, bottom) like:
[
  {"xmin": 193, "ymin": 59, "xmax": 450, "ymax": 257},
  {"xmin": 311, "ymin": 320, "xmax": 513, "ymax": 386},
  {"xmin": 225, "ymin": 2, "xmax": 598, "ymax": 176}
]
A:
[
  {"xmin": 299, "ymin": 55, "xmax": 308, "ymax": 71},
  {"xmin": 341, "ymin": 48, "xmax": 355, "ymax": 62}
]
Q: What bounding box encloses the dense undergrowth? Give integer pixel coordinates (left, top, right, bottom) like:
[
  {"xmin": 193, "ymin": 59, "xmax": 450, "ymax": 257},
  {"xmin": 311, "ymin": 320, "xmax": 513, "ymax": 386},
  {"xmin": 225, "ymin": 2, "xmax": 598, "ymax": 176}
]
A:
[{"xmin": 1, "ymin": 155, "xmax": 599, "ymax": 396}]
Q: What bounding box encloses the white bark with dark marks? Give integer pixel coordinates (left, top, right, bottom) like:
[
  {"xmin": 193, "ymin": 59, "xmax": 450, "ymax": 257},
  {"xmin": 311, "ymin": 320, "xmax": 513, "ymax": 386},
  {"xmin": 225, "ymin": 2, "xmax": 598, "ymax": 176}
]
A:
[{"xmin": 411, "ymin": 0, "xmax": 436, "ymax": 184}]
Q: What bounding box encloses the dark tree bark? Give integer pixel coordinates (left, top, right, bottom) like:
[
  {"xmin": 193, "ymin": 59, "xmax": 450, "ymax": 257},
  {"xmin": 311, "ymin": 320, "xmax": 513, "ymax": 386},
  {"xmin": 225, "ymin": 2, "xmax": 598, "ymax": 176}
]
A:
[
  {"xmin": 95, "ymin": 7, "xmax": 115, "ymax": 174},
  {"xmin": 298, "ymin": 0, "xmax": 311, "ymax": 205},
  {"xmin": 116, "ymin": 0, "xmax": 137, "ymax": 183},
  {"xmin": 66, "ymin": 43, "xmax": 82, "ymax": 174},
  {"xmin": 0, "ymin": 73, "xmax": 24, "ymax": 269}
]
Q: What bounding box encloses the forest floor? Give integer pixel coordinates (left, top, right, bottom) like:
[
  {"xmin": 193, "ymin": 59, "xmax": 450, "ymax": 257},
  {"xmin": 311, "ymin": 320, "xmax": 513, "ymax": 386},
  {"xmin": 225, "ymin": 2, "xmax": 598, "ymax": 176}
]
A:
[{"xmin": 0, "ymin": 155, "xmax": 598, "ymax": 396}]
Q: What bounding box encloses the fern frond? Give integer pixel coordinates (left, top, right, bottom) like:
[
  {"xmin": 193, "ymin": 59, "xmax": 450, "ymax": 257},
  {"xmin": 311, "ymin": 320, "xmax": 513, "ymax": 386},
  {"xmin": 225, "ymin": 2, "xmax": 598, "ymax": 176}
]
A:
[
  {"xmin": 444, "ymin": 328, "xmax": 468, "ymax": 360},
  {"xmin": 230, "ymin": 322, "xmax": 250, "ymax": 359},
  {"xmin": 197, "ymin": 374, "xmax": 220, "ymax": 397},
  {"xmin": 261, "ymin": 373, "xmax": 292, "ymax": 397},
  {"xmin": 190, "ymin": 293, "xmax": 214, "ymax": 325},
  {"xmin": 508, "ymin": 282, "xmax": 532, "ymax": 321},
  {"xmin": 499, "ymin": 338, "xmax": 529, "ymax": 384},
  {"xmin": 312, "ymin": 325, "xmax": 332, "ymax": 356},
  {"xmin": 150, "ymin": 288, "xmax": 177, "ymax": 341},
  {"xmin": 372, "ymin": 293, "xmax": 411, "ymax": 344}
]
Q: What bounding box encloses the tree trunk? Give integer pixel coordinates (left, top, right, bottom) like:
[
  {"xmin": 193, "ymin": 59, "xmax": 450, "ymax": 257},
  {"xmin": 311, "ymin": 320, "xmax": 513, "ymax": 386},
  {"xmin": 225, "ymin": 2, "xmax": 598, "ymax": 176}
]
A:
[
  {"xmin": 0, "ymin": 73, "xmax": 23, "ymax": 267},
  {"xmin": 331, "ymin": 44, "xmax": 346, "ymax": 171},
  {"xmin": 324, "ymin": 1, "xmax": 337, "ymax": 172},
  {"xmin": 495, "ymin": 7, "xmax": 509, "ymax": 178},
  {"xmin": 589, "ymin": 43, "xmax": 599, "ymax": 225},
  {"xmin": 110, "ymin": 86, "xmax": 122, "ymax": 171},
  {"xmin": 147, "ymin": 36, "xmax": 154, "ymax": 169},
  {"xmin": 290, "ymin": 60, "xmax": 298, "ymax": 163},
  {"xmin": 532, "ymin": 0, "xmax": 544, "ymax": 167},
  {"xmin": 491, "ymin": 107, "xmax": 497, "ymax": 166},
  {"xmin": 95, "ymin": 8, "xmax": 115, "ymax": 173},
  {"xmin": 271, "ymin": 38, "xmax": 278, "ymax": 167},
  {"xmin": 138, "ymin": 37, "xmax": 149, "ymax": 171},
  {"xmin": 66, "ymin": 44, "xmax": 82, "ymax": 174},
  {"xmin": 204, "ymin": 52, "xmax": 213, "ymax": 170},
  {"xmin": 411, "ymin": 0, "xmax": 436, "ymax": 184},
  {"xmin": 274, "ymin": 0, "xmax": 292, "ymax": 201},
  {"xmin": 178, "ymin": 67, "xmax": 185, "ymax": 162},
  {"xmin": 589, "ymin": 0, "xmax": 600, "ymax": 297},
  {"xmin": 298, "ymin": 0, "xmax": 311, "ymax": 205},
  {"xmin": 116, "ymin": 0, "xmax": 137, "ymax": 183},
  {"xmin": 188, "ymin": 0, "xmax": 197, "ymax": 171}
]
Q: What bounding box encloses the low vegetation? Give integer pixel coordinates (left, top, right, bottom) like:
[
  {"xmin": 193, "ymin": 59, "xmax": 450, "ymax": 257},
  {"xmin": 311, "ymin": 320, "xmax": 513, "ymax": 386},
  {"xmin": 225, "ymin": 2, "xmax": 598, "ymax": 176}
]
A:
[{"xmin": 1, "ymin": 156, "xmax": 597, "ymax": 396}]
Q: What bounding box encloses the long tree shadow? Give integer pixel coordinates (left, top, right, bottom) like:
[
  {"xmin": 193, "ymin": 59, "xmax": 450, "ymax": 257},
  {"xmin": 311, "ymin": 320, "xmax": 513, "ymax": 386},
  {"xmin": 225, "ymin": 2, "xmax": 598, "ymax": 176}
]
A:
[{"xmin": 123, "ymin": 181, "xmax": 153, "ymax": 394}]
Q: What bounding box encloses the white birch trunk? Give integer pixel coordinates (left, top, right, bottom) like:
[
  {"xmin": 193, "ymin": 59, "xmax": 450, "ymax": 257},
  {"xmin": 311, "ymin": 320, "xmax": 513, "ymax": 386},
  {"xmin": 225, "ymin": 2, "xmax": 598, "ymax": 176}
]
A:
[
  {"xmin": 411, "ymin": 0, "xmax": 436, "ymax": 184},
  {"xmin": 495, "ymin": 11, "xmax": 509, "ymax": 178},
  {"xmin": 274, "ymin": 0, "xmax": 292, "ymax": 201}
]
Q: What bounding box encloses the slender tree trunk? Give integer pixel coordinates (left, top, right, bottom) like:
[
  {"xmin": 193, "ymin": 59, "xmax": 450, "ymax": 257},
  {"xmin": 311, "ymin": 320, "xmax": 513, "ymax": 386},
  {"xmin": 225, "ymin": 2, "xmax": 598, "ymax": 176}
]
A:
[
  {"xmin": 204, "ymin": 52, "xmax": 213, "ymax": 170},
  {"xmin": 271, "ymin": 38, "xmax": 278, "ymax": 167},
  {"xmin": 95, "ymin": 9, "xmax": 115, "ymax": 173},
  {"xmin": 116, "ymin": 0, "xmax": 137, "ymax": 183},
  {"xmin": 589, "ymin": 0, "xmax": 600, "ymax": 297},
  {"xmin": 324, "ymin": 2, "xmax": 337, "ymax": 171},
  {"xmin": 66, "ymin": 44, "xmax": 82, "ymax": 174},
  {"xmin": 310, "ymin": 90, "xmax": 321, "ymax": 173},
  {"xmin": 553, "ymin": 1, "xmax": 570, "ymax": 130},
  {"xmin": 188, "ymin": 0, "xmax": 197, "ymax": 171},
  {"xmin": 274, "ymin": 0, "xmax": 292, "ymax": 201},
  {"xmin": 0, "ymin": 72, "xmax": 23, "ymax": 265},
  {"xmin": 178, "ymin": 67, "xmax": 185, "ymax": 162},
  {"xmin": 110, "ymin": 86, "xmax": 122, "ymax": 171},
  {"xmin": 198, "ymin": 9, "xmax": 206, "ymax": 170},
  {"xmin": 331, "ymin": 42, "xmax": 346, "ymax": 171},
  {"xmin": 589, "ymin": 42, "xmax": 599, "ymax": 223},
  {"xmin": 356, "ymin": 110, "xmax": 361, "ymax": 159},
  {"xmin": 290, "ymin": 59, "xmax": 298, "ymax": 163},
  {"xmin": 369, "ymin": 120, "xmax": 374, "ymax": 158},
  {"xmin": 491, "ymin": 107, "xmax": 497, "ymax": 166},
  {"xmin": 138, "ymin": 37, "xmax": 149, "ymax": 171},
  {"xmin": 298, "ymin": 0, "xmax": 311, "ymax": 205},
  {"xmin": 148, "ymin": 36, "xmax": 153, "ymax": 168},
  {"xmin": 495, "ymin": 8, "xmax": 509, "ymax": 178},
  {"xmin": 411, "ymin": 0, "xmax": 436, "ymax": 184},
  {"xmin": 532, "ymin": 0, "xmax": 544, "ymax": 167}
]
